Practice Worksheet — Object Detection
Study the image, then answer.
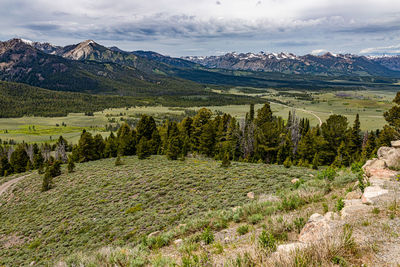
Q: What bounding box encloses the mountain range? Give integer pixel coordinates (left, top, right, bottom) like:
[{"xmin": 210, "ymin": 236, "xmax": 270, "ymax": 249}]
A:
[
  {"xmin": 1, "ymin": 38, "xmax": 400, "ymax": 100},
  {"xmin": 183, "ymin": 52, "xmax": 400, "ymax": 77}
]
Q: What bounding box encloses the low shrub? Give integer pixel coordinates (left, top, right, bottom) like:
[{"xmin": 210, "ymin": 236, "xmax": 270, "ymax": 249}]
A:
[
  {"xmin": 236, "ymin": 225, "xmax": 249, "ymax": 235},
  {"xmin": 258, "ymin": 230, "xmax": 276, "ymax": 252}
]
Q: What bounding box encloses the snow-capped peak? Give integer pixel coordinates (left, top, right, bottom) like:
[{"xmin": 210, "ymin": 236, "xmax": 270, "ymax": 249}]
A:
[{"xmin": 20, "ymin": 38, "xmax": 33, "ymax": 46}]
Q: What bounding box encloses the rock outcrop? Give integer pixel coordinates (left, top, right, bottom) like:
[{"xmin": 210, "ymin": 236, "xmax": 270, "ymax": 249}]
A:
[{"xmin": 363, "ymin": 142, "xmax": 400, "ymax": 179}]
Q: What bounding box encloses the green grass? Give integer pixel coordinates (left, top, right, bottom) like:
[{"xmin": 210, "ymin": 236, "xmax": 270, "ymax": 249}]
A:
[
  {"xmin": 0, "ymin": 156, "xmax": 317, "ymax": 266},
  {"xmin": 0, "ymin": 87, "xmax": 394, "ymax": 144},
  {"xmin": 213, "ymin": 88, "xmax": 396, "ymax": 130}
]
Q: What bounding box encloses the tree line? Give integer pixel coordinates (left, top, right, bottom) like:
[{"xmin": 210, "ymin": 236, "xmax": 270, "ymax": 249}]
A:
[{"xmin": 2, "ymin": 94, "xmax": 400, "ymax": 188}]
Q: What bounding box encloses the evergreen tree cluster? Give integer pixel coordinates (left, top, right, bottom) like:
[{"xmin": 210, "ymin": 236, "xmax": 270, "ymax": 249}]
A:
[
  {"xmin": 1, "ymin": 101, "xmax": 398, "ymax": 180},
  {"xmin": 66, "ymin": 104, "xmax": 391, "ymax": 168}
]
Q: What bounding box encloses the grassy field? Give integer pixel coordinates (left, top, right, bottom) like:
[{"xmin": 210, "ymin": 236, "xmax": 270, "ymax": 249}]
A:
[
  {"xmin": 0, "ymin": 156, "xmax": 318, "ymax": 266},
  {"xmin": 0, "ymin": 88, "xmax": 395, "ymax": 144},
  {"xmin": 216, "ymin": 88, "xmax": 396, "ymax": 130}
]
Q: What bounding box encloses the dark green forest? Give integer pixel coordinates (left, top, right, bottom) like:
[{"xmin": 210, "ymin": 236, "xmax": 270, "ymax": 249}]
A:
[{"xmin": 0, "ymin": 81, "xmax": 263, "ymax": 117}]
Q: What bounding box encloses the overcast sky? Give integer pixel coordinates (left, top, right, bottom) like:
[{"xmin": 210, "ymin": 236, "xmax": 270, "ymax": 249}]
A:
[{"xmin": 1, "ymin": 0, "xmax": 400, "ymax": 56}]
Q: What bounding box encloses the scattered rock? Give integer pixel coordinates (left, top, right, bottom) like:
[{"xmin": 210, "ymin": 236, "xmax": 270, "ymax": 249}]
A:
[
  {"xmin": 363, "ymin": 159, "xmax": 387, "ymax": 177},
  {"xmin": 361, "ymin": 186, "xmax": 389, "ymax": 205},
  {"xmin": 148, "ymin": 231, "xmax": 161, "ymax": 238},
  {"xmin": 391, "ymin": 140, "xmax": 400, "ymax": 148},
  {"xmin": 377, "ymin": 146, "xmax": 400, "ymax": 168},
  {"xmin": 247, "ymin": 192, "xmax": 255, "ymax": 199},
  {"xmin": 342, "ymin": 199, "xmax": 373, "ymax": 219},
  {"xmin": 298, "ymin": 213, "xmax": 340, "ymax": 243},
  {"xmin": 291, "ymin": 178, "xmax": 300, "ymax": 184}
]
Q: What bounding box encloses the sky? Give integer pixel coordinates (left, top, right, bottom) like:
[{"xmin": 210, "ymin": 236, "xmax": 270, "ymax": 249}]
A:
[{"xmin": 1, "ymin": 0, "xmax": 400, "ymax": 56}]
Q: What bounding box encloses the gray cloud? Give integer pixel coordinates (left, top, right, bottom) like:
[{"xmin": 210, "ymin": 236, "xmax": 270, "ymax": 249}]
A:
[{"xmin": 1, "ymin": 0, "xmax": 400, "ymax": 56}]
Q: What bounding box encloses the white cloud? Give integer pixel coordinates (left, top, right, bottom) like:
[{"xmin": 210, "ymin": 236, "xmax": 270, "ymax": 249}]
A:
[
  {"xmin": 2, "ymin": 0, "xmax": 400, "ymax": 55},
  {"xmin": 360, "ymin": 44, "xmax": 400, "ymax": 54},
  {"xmin": 311, "ymin": 49, "xmax": 327, "ymax": 55}
]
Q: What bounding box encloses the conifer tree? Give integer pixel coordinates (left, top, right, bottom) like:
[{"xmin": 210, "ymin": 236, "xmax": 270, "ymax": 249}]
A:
[
  {"xmin": 283, "ymin": 157, "xmax": 292, "ymax": 168},
  {"xmin": 384, "ymin": 92, "xmax": 400, "ymax": 133},
  {"xmin": 137, "ymin": 138, "xmax": 151, "ymax": 160},
  {"xmin": 10, "ymin": 144, "xmax": 30, "ymax": 173},
  {"xmin": 25, "ymin": 160, "xmax": 33, "ymax": 171},
  {"xmin": 115, "ymin": 154, "xmax": 123, "ymax": 166},
  {"xmin": 348, "ymin": 114, "xmax": 362, "ymax": 160},
  {"xmin": 191, "ymin": 108, "xmax": 212, "ymax": 151},
  {"xmin": 93, "ymin": 134, "xmax": 106, "ymax": 159},
  {"xmin": 0, "ymin": 155, "xmax": 12, "ymax": 176},
  {"xmin": 67, "ymin": 156, "xmax": 75, "ymax": 173},
  {"xmin": 33, "ymin": 151, "xmax": 44, "ymax": 169},
  {"xmin": 166, "ymin": 122, "xmax": 182, "ymax": 160},
  {"xmin": 255, "ymin": 103, "xmax": 273, "ymax": 127},
  {"xmin": 117, "ymin": 123, "xmax": 136, "ymax": 156},
  {"xmin": 249, "ymin": 104, "xmax": 255, "ymax": 121},
  {"xmin": 104, "ymin": 132, "xmax": 118, "ymax": 158},
  {"xmin": 321, "ymin": 115, "xmax": 349, "ymax": 163},
  {"xmin": 312, "ymin": 153, "xmax": 320, "ymax": 170},
  {"xmin": 332, "ymin": 141, "xmax": 351, "ymax": 167},
  {"xmin": 199, "ymin": 121, "xmax": 216, "ymax": 157},
  {"xmin": 42, "ymin": 167, "xmax": 52, "ymax": 192},
  {"xmin": 77, "ymin": 130, "xmax": 95, "ymax": 162},
  {"xmin": 221, "ymin": 151, "xmax": 231, "ymax": 167}
]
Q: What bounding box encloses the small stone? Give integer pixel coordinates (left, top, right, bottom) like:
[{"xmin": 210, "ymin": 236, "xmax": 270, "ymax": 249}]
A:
[
  {"xmin": 247, "ymin": 192, "xmax": 254, "ymax": 199},
  {"xmin": 174, "ymin": 239, "xmax": 183, "ymax": 246},
  {"xmin": 232, "ymin": 206, "xmax": 241, "ymax": 212},
  {"xmin": 291, "ymin": 178, "xmax": 300, "ymax": 184}
]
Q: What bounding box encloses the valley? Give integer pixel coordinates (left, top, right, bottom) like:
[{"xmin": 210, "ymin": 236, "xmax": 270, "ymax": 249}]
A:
[{"xmin": 0, "ymin": 88, "xmax": 393, "ymax": 144}]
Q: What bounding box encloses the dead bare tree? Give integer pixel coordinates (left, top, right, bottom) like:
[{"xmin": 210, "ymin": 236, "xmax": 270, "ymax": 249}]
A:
[
  {"xmin": 25, "ymin": 144, "xmax": 34, "ymax": 163},
  {"xmin": 55, "ymin": 141, "xmax": 67, "ymax": 163},
  {"xmin": 41, "ymin": 144, "xmax": 51, "ymax": 162},
  {"xmin": 239, "ymin": 118, "xmax": 255, "ymax": 159},
  {"xmin": 288, "ymin": 109, "xmax": 301, "ymax": 154}
]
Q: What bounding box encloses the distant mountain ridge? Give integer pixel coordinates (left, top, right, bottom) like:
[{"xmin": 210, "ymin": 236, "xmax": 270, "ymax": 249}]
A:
[
  {"xmin": 183, "ymin": 52, "xmax": 400, "ymax": 77},
  {"xmin": 0, "ymin": 38, "xmax": 207, "ymax": 96},
  {"xmin": 17, "ymin": 38, "xmax": 400, "ymax": 77}
]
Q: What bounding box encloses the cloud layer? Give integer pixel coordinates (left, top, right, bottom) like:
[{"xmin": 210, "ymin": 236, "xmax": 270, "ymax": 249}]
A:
[{"xmin": 1, "ymin": 0, "xmax": 400, "ymax": 56}]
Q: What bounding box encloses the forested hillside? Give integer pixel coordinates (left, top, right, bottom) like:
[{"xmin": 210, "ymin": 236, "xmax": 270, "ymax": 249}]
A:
[{"xmin": 0, "ymin": 81, "xmax": 263, "ymax": 118}]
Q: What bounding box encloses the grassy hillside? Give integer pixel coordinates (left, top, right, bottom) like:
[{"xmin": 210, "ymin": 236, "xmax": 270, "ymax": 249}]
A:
[{"xmin": 0, "ymin": 156, "xmax": 318, "ymax": 266}]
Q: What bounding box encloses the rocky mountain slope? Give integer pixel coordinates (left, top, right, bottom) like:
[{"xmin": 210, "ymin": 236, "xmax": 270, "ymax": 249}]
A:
[
  {"xmin": 0, "ymin": 39, "xmax": 207, "ymax": 96},
  {"xmin": 184, "ymin": 52, "xmax": 400, "ymax": 77},
  {"xmin": 372, "ymin": 55, "xmax": 400, "ymax": 71}
]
